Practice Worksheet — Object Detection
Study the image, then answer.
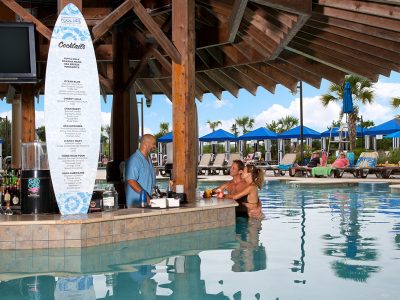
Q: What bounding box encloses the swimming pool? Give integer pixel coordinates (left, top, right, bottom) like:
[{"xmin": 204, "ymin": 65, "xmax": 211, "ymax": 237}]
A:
[{"xmin": 0, "ymin": 181, "xmax": 399, "ymax": 299}]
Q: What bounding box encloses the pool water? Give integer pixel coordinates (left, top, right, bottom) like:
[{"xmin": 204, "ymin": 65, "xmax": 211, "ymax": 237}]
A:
[{"xmin": 1, "ymin": 181, "xmax": 400, "ymax": 299}]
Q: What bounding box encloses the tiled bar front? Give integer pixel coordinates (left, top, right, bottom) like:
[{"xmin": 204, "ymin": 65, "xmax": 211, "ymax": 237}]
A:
[{"xmin": 0, "ymin": 200, "xmax": 237, "ymax": 250}]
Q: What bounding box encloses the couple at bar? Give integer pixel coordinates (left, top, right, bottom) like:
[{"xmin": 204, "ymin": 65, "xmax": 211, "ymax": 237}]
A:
[{"xmin": 212, "ymin": 160, "xmax": 264, "ymax": 219}]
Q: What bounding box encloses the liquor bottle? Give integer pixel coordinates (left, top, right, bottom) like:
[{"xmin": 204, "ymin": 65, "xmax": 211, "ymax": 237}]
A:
[
  {"xmin": 4, "ymin": 190, "xmax": 12, "ymax": 215},
  {"xmin": 12, "ymin": 184, "xmax": 19, "ymax": 206},
  {"xmin": 4, "ymin": 188, "xmax": 11, "ymax": 205}
]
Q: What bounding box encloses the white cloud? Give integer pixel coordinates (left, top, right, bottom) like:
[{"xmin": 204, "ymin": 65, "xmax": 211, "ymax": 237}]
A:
[
  {"xmin": 253, "ymin": 96, "xmax": 341, "ymax": 132},
  {"xmin": 213, "ymin": 98, "xmax": 232, "ymax": 109},
  {"xmin": 374, "ymin": 82, "xmax": 400, "ymax": 101},
  {"xmin": 101, "ymin": 112, "xmax": 111, "ymax": 128},
  {"xmin": 359, "ymin": 103, "xmax": 393, "ymax": 125}
]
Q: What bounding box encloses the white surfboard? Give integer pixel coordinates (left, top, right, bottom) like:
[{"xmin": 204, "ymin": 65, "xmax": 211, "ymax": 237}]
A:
[{"xmin": 44, "ymin": 3, "xmax": 100, "ymax": 215}]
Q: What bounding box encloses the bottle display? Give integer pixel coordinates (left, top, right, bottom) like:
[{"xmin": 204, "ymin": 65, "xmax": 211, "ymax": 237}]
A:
[{"xmin": 0, "ymin": 168, "xmax": 22, "ymax": 214}]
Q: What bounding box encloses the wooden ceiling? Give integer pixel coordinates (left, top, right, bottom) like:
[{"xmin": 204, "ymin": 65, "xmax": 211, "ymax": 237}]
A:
[{"xmin": 1, "ymin": 0, "xmax": 400, "ymax": 101}]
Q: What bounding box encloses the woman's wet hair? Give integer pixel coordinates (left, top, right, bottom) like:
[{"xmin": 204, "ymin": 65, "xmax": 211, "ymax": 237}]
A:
[
  {"xmin": 233, "ymin": 159, "xmax": 245, "ymax": 171},
  {"xmin": 245, "ymin": 164, "xmax": 264, "ymax": 189}
]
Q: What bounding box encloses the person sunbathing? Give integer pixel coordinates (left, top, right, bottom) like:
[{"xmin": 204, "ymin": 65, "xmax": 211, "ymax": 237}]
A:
[
  {"xmin": 307, "ymin": 151, "xmax": 320, "ymax": 168},
  {"xmin": 224, "ymin": 164, "xmax": 264, "ymax": 219},
  {"xmin": 332, "ymin": 152, "xmax": 350, "ymax": 168}
]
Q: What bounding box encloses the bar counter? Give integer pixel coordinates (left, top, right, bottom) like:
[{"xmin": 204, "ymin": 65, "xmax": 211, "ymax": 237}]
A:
[{"xmin": 0, "ymin": 198, "xmax": 237, "ymax": 250}]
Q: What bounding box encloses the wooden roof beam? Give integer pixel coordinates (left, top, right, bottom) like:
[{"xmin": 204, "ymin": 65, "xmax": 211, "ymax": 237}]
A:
[
  {"xmin": 286, "ymin": 41, "xmax": 378, "ymax": 81},
  {"xmin": 196, "ymin": 73, "xmax": 223, "ymax": 100},
  {"xmin": 124, "ymin": 45, "xmax": 154, "ymax": 92},
  {"xmin": 249, "ymin": 0, "xmax": 312, "ymax": 16},
  {"xmin": 303, "ymin": 22, "xmax": 400, "ymax": 61},
  {"xmin": 241, "ymin": 19, "xmax": 278, "ymax": 52},
  {"xmin": 227, "ymin": 0, "xmax": 249, "ymax": 42},
  {"xmin": 235, "ymin": 65, "xmax": 276, "ymax": 94},
  {"xmin": 287, "ymin": 40, "xmax": 379, "ymax": 81},
  {"xmin": 279, "ymin": 49, "xmax": 346, "ymax": 85},
  {"xmin": 317, "ymin": 0, "xmax": 400, "ymax": 20},
  {"xmin": 205, "ymin": 47, "xmax": 224, "ymax": 67},
  {"xmin": 204, "ymin": 70, "xmax": 240, "ymax": 98},
  {"xmin": 221, "ymin": 68, "xmax": 258, "ymax": 96},
  {"xmin": 152, "ymin": 79, "xmax": 172, "ymax": 101},
  {"xmin": 249, "ymin": 62, "xmax": 298, "ymax": 92},
  {"xmin": 313, "ymin": 4, "xmax": 400, "ymax": 32},
  {"xmin": 290, "ymin": 37, "xmax": 390, "ymax": 81},
  {"xmin": 297, "ymin": 29, "xmax": 400, "ymax": 73},
  {"xmin": 267, "ymin": 59, "xmax": 321, "ymax": 89},
  {"xmin": 242, "ymin": 8, "xmax": 286, "ymax": 43},
  {"xmin": 99, "ymin": 73, "xmax": 113, "ymax": 93},
  {"xmin": 130, "ymin": 0, "xmax": 181, "ymax": 64},
  {"xmin": 237, "ymin": 31, "xmax": 272, "ymax": 58},
  {"xmin": 135, "ymin": 79, "xmax": 153, "ymax": 101},
  {"xmin": 131, "ymin": 29, "xmax": 172, "ymax": 73},
  {"xmin": 310, "ymin": 13, "xmax": 400, "ymax": 43},
  {"xmin": 1, "ymin": 0, "xmax": 52, "ymax": 40},
  {"xmin": 270, "ymin": 13, "xmax": 309, "ymax": 60},
  {"xmin": 92, "ymin": 0, "xmax": 134, "ymax": 42}
]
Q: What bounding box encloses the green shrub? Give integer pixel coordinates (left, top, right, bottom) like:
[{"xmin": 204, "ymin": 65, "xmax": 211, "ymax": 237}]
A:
[{"xmin": 387, "ymin": 149, "xmax": 400, "ymax": 164}]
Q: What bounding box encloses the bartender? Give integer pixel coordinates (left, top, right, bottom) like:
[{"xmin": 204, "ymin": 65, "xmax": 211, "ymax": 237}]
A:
[{"xmin": 125, "ymin": 134, "xmax": 157, "ymax": 207}]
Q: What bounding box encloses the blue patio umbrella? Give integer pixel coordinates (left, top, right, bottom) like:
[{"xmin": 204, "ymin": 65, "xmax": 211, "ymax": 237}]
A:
[
  {"xmin": 199, "ymin": 129, "xmax": 237, "ymax": 142},
  {"xmin": 343, "ymin": 81, "xmax": 354, "ymax": 114},
  {"xmin": 366, "ymin": 118, "xmax": 400, "ymax": 136},
  {"xmin": 385, "ymin": 131, "xmax": 400, "ymax": 139},
  {"xmin": 238, "ymin": 127, "xmax": 278, "ymax": 140},
  {"xmin": 157, "ymin": 132, "xmax": 172, "ymax": 143},
  {"xmin": 278, "ymin": 125, "xmax": 320, "ymax": 139}
]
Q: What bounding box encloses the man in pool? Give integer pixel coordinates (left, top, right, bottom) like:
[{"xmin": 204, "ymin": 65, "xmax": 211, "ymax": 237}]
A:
[{"xmin": 212, "ymin": 160, "xmax": 248, "ymax": 195}]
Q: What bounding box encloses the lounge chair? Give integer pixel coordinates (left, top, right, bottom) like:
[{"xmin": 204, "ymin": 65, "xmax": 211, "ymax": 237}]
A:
[
  {"xmin": 272, "ymin": 153, "xmax": 297, "ymax": 176},
  {"xmin": 198, "ymin": 153, "xmax": 212, "ymax": 175},
  {"xmin": 209, "ymin": 153, "xmax": 227, "ymax": 175},
  {"xmin": 223, "ymin": 153, "xmax": 241, "ymax": 175},
  {"xmin": 333, "ymin": 151, "xmax": 379, "ymax": 178}
]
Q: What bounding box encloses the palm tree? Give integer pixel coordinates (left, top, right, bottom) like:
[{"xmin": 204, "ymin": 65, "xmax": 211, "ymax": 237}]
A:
[
  {"xmin": 278, "ymin": 115, "xmax": 299, "ymax": 133},
  {"xmin": 207, "ymin": 120, "xmax": 222, "ymax": 132},
  {"xmin": 231, "ymin": 123, "xmax": 239, "ymax": 152},
  {"xmin": 391, "ymin": 97, "xmax": 400, "ymax": 118},
  {"xmin": 159, "ymin": 122, "xmax": 170, "ymax": 135},
  {"xmin": 235, "ymin": 116, "xmax": 254, "ymax": 134},
  {"xmin": 266, "ymin": 120, "xmax": 280, "ymax": 133},
  {"xmin": 320, "ymin": 75, "xmax": 374, "ymax": 151},
  {"xmin": 266, "ymin": 116, "xmax": 298, "ymax": 134}
]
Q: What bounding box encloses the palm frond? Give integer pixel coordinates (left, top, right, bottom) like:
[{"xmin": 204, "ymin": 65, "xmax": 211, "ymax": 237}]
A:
[{"xmin": 391, "ymin": 97, "xmax": 400, "ymax": 108}]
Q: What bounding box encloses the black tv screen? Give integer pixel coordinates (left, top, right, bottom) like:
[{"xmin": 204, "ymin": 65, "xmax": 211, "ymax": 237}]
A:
[{"xmin": 0, "ymin": 22, "xmax": 36, "ymax": 83}]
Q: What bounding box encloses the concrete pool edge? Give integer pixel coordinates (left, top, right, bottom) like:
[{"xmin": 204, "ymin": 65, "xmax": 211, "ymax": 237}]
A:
[{"xmin": 0, "ymin": 199, "xmax": 237, "ymax": 250}]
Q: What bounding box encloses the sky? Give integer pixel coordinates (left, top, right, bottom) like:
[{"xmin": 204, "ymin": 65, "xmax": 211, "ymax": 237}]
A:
[{"xmin": 0, "ymin": 71, "xmax": 399, "ymax": 137}]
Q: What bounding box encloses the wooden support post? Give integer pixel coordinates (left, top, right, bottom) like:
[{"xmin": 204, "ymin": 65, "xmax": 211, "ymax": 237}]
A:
[
  {"xmin": 172, "ymin": 0, "xmax": 197, "ymax": 202},
  {"xmin": 21, "ymin": 85, "xmax": 35, "ymax": 143},
  {"xmin": 112, "ymin": 24, "xmax": 138, "ymax": 203},
  {"xmin": 11, "ymin": 98, "xmax": 21, "ymax": 169}
]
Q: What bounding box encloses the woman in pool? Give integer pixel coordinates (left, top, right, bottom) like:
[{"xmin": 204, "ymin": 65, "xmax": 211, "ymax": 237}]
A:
[{"xmin": 224, "ymin": 164, "xmax": 264, "ymax": 219}]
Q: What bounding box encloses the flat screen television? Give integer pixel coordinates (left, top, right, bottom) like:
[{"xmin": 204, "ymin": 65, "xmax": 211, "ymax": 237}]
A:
[{"xmin": 0, "ymin": 22, "xmax": 37, "ymax": 83}]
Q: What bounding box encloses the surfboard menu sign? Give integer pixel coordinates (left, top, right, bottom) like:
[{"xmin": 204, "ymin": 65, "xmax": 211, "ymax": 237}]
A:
[{"xmin": 44, "ymin": 4, "xmax": 100, "ymax": 215}]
